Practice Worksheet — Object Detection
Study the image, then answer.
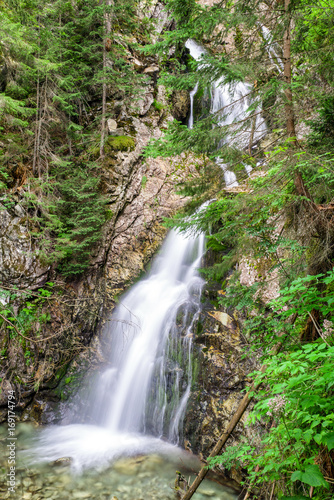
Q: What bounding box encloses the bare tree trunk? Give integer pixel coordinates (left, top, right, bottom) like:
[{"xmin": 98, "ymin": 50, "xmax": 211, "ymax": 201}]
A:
[
  {"xmin": 283, "ymin": 0, "xmax": 297, "ymax": 141},
  {"xmin": 33, "ymin": 74, "xmax": 40, "ymax": 175},
  {"xmin": 100, "ymin": 0, "xmax": 113, "ymax": 158},
  {"xmin": 33, "ymin": 14, "xmax": 41, "ymax": 175}
]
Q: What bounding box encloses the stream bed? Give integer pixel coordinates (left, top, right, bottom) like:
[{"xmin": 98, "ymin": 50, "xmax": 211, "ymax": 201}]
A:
[{"xmin": 0, "ymin": 424, "xmax": 237, "ymax": 500}]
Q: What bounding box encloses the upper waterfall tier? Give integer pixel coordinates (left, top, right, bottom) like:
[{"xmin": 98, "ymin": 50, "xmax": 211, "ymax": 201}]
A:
[{"xmin": 185, "ymin": 38, "xmax": 267, "ymax": 149}]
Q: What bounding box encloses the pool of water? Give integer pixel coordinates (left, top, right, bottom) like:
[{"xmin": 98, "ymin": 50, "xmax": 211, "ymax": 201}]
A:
[{"xmin": 0, "ymin": 424, "xmax": 238, "ymax": 500}]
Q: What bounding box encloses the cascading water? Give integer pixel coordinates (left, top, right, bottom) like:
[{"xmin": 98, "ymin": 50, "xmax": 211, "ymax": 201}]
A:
[
  {"xmin": 186, "ymin": 40, "xmax": 206, "ymax": 130},
  {"xmin": 186, "ymin": 38, "xmax": 267, "ymax": 187},
  {"xmin": 188, "ymin": 82, "xmax": 199, "ymax": 129},
  {"xmin": 28, "ymin": 229, "xmax": 206, "ymax": 471},
  {"xmin": 261, "ymin": 26, "xmax": 284, "ymax": 72}
]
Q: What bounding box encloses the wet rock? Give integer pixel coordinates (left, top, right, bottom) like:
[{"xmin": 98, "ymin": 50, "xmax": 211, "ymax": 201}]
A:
[
  {"xmin": 0, "ymin": 0, "xmax": 202, "ymax": 423},
  {"xmin": 185, "ymin": 298, "xmax": 257, "ymax": 451},
  {"xmin": 143, "ymin": 65, "xmax": 159, "ymax": 74},
  {"xmin": 23, "ymin": 478, "xmax": 33, "ymax": 488},
  {"xmin": 52, "ymin": 457, "xmax": 71, "ymax": 466},
  {"xmin": 171, "ymin": 90, "xmax": 190, "ymax": 121},
  {"xmin": 198, "ymin": 488, "xmax": 216, "ymax": 497},
  {"xmin": 22, "ymin": 493, "xmax": 33, "ymax": 500}
]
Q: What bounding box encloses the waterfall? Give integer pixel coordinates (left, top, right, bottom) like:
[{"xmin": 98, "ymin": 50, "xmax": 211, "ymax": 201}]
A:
[
  {"xmin": 186, "ymin": 38, "xmax": 267, "ymax": 186},
  {"xmin": 188, "ymin": 82, "xmax": 199, "ymax": 129},
  {"xmin": 261, "ymin": 26, "xmax": 284, "ymax": 72},
  {"xmin": 186, "ymin": 40, "xmax": 205, "ymax": 129},
  {"xmin": 28, "ymin": 229, "xmax": 205, "ymax": 471}
]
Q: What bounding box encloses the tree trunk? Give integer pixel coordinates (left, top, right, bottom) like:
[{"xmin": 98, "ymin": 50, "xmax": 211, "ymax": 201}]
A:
[
  {"xmin": 33, "ymin": 14, "xmax": 41, "ymax": 175},
  {"xmin": 100, "ymin": 0, "xmax": 113, "ymax": 158},
  {"xmin": 283, "ymin": 0, "xmax": 297, "ymax": 141}
]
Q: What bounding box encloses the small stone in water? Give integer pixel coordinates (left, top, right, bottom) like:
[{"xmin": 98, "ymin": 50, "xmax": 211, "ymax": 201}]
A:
[
  {"xmin": 198, "ymin": 489, "xmax": 216, "ymax": 497},
  {"xmin": 72, "ymin": 492, "xmax": 91, "ymax": 499},
  {"xmin": 43, "ymin": 491, "xmax": 56, "ymax": 498},
  {"xmin": 23, "ymin": 478, "xmax": 33, "ymax": 487}
]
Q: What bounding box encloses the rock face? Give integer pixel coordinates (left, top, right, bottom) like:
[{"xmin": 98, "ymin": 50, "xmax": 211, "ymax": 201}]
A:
[
  {"xmin": 0, "ymin": 204, "xmax": 49, "ymax": 287},
  {"xmin": 183, "ymin": 284, "xmax": 262, "ymax": 486},
  {"xmin": 0, "ymin": 6, "xmax": 261, "ymax": 486},
  {"xmin": 184, "ymin": 293, "xmax": 257, "ymax": 455}
]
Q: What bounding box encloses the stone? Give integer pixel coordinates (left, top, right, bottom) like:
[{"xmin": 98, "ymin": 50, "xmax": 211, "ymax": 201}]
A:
[
  {"xmin": 71, "ymin": 492, "xmax": 91, "ymax": 499},
  {"xmin": 143, "ymin": 65, "xmax": 159, "ymax": 74},
  {"xmin": 109, "ymin": 128, "xmax": 125, "ymax": 137},
  {"xmin": 107, "ymin": 119, "xmax": 118, "ymax": 132},
  {"xmin": 133, "ymin": 58, "xmax": 143, "ymax": 70},
  {"xmin": 43, "ymin": 492, "xmax": 55, "ymax": 499},
  {"xmin": 13, "ymin": 203, "xmax": 25, "ymax": 216},
  {"xmin": 0, "ymin": 38, "xmax": 202, "ymax": 421},
  {"xmin": 0, "ymin": 205, "xmax": 49, "ymax": 287},
  {"xmin": 171, "ymin": 90, "xmax": 190, "ymax": 121},
  {"xmin": 136, "ymin": 92, "xmax": 154, "ymax": 116},
  {"xmin": 208, "ymin": 311, "xmax": 234, "ymax": 329},
  {"xmin": 53, "ymin": 457, "xmax": 71, "ymax": 465},
  {"xmin": 198, "ymin": 488, "xmax": 216, "ymax": 497}
]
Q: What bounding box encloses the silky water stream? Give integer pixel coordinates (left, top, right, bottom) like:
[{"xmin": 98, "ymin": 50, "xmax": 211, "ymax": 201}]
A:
[
  {"xmin": 185, "ymin": 38, "xmax": 267, "ymax": 188},
  {"xmin": 2, "ymin": 230, "xmax": 237, "ymax": 500}
]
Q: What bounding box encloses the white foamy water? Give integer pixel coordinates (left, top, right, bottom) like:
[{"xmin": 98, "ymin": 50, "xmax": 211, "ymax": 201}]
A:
[{"xmin": 27, "ymin": 229, "xmax": 206, "ymax": 471}]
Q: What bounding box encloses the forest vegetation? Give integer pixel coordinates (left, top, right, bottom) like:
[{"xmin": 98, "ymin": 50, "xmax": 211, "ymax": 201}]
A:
[{"xmin": 1, "ymin": 0, "xmax": 334, "ymax": 499}]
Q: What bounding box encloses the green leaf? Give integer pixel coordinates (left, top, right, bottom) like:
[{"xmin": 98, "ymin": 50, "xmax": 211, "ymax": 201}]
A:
[
  {"xmin": 291, "ymin": 471, "xmax": 302, "ymax": 482},
  {"xmin": 291, "ymin": 465, "xmax": 329, "ymax": 488},
  {"xmin": 281, "ymin": 496, "xmax": 309, "ymax": 500},
  {"xmin": 322, "ymin": 432, "xmax": 334, "ymax": 451}
]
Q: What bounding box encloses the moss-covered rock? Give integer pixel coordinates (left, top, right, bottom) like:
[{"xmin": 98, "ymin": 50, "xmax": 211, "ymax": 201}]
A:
[{"xmin": 105, "ymin": 135, "xmax": 135, "ymax": 152}]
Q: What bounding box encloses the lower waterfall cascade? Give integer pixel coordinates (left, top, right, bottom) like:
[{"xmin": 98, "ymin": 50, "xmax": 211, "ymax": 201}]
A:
[
  {"xmin": 20, "ymin": 228, "xmax": 238, "ymax": 499},
  {"xmin": 26, "ymin": 229, "xmax": 211, "ymax": 470}
]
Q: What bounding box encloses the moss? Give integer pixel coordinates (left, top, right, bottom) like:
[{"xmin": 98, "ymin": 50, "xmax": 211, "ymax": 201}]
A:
[
  {"xmin": 141, "ymin": 175, "xmax": 147, "ymax": 189},
  {"xmin": 196, "ymin": 320, "xmax": 203, "ymax": 336},
  {"xmin": 105, "ymin": 135, "xmax": 135, "ymax": 152},
  {"xmin": 153, "ymin": 99, "xmax": 165, "ymax": 112}
]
